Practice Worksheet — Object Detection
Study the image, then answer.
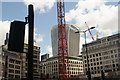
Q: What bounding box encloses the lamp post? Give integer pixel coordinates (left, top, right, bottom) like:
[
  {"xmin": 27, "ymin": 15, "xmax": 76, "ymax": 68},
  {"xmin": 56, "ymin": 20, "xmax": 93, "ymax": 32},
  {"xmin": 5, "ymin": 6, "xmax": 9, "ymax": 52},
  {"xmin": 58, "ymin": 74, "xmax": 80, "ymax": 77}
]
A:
[
  {"xmin": 75, "ymin": 27, "xmax": 95, "ymax": 80},
  {"xmin": 28, "ymin": 4, "xmax": 34, "ymax": 80}
]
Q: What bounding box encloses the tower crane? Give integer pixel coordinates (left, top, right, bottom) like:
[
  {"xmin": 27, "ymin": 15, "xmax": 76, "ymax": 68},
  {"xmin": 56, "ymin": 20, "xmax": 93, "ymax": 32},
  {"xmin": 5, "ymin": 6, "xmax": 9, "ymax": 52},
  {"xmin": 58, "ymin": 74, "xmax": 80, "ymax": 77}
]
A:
[
  {"xmin": 57, "ymin": 0, "xmax": 69, "ymax": 80},
  {"xmin": 85, "ymin": 22, "xmax": 95, "ymax": 40}
]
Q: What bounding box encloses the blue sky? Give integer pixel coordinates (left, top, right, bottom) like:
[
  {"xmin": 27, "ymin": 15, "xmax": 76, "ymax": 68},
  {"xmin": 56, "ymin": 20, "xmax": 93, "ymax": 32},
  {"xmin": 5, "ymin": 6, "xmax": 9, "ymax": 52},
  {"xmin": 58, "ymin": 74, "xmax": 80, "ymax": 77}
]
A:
[
  {"xmin": 1, "ymin": 1, "xmax": 78, "ymax": 55},
  {"xmin": 0, "ymin": 0, "xmax": 119, "ymax": 56}
]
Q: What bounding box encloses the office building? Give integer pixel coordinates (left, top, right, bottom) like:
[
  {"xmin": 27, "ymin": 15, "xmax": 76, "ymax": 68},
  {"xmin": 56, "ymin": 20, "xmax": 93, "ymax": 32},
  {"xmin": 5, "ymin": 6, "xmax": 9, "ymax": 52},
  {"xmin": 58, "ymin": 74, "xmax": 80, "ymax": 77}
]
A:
[
  {"xmin": 40, "ymin": 56, "xmax": 83, "ymax": 79},
  {"xmin": 51, "ymin": 24, "xmax": 80, "ymax": 57},
  {"xmin": 1, "ymin": 45, "xmax": 22, "ymax": 79},
  {"xmin": 0, "ymin": 41, "xmax": 40, "ymax": 79},
  {"xmin": 81, "ymin": 33, "xmax": 120, "ymax": 78},
  {"xmin": 21, "ymin": 42, "xmax": 40, "ymax": 79}
]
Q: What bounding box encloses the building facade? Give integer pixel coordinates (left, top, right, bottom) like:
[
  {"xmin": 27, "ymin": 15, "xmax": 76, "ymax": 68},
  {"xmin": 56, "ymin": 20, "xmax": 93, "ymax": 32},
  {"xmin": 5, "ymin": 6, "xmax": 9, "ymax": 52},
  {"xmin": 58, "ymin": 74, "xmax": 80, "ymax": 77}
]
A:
[
  {"xmin": 21, "ymin": 43, "xmax": 40, "ymax": 79},
  {"xmin": 51, "ymin": 24, "xmax": 80, "ymax": 57},
  {"xmin": 2, "ymin": 45, "xmax": 22, "ymax": 79},
  {"xmin": 0, "ymin": 46, "xmax": 3, "ymax": 80},
  {"xmin": 0, "ymin": 42, "xmax": 40, "ymax": 80},
  {"xmin": 40, "ymin": 56, "xmax": 83, "ymax": 79},
  {"xmin": 81, "ymin": 33, "xmax": 120, "ymax": 78}
]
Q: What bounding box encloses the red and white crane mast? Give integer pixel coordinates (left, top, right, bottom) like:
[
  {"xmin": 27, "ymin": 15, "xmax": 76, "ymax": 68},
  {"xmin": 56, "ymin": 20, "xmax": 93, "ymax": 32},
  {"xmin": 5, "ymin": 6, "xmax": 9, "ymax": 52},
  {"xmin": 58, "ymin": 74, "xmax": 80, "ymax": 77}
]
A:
[{"xmin": 57, "ymin": 0, "xmax": 69, "ymax": 79}]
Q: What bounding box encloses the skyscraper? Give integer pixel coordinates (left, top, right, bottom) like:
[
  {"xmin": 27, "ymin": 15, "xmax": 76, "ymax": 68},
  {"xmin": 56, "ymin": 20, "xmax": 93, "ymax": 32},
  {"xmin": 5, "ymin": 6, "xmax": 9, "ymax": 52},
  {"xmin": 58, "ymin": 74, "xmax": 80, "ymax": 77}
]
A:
[{"xmin": 51, "ymin": 24, "xmax": 80, "ymax": 57}]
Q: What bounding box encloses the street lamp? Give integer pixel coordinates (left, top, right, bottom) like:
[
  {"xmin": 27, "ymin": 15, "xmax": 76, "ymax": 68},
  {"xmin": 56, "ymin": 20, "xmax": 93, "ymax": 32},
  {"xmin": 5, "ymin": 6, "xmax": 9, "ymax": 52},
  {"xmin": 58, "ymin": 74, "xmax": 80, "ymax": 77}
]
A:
[{"xmin": 75, "ymin": 26, "xmax": 95, "ymax": 80}]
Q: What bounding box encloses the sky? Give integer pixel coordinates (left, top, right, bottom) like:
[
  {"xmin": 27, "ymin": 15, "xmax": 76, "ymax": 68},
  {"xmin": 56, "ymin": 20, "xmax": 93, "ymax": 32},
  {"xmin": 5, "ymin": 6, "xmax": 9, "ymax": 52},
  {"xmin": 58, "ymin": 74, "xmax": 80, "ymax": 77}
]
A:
[{"xmin": 0, "ymin": 0, "xmax": 119, "ymax": 57}]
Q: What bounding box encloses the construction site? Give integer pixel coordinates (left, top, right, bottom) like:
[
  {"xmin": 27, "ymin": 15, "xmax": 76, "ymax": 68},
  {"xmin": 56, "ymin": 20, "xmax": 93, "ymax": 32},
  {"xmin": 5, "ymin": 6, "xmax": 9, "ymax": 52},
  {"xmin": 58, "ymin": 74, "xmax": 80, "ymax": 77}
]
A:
[{"xmin": 0, "ymin": 0, "xmax": 120, "ymax": 80}]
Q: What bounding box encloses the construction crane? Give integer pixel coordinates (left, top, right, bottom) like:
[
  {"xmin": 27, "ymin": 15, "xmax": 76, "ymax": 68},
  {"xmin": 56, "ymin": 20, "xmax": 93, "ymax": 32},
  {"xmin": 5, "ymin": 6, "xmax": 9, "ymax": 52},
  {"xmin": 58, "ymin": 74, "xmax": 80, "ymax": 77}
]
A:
[
  {"xmin": 57, "ymin": 0, "xmax": 69, "ymax": 80},
  {"xmin": 85, "ymin": 22, "xmax": 95, "ymax": 40}
]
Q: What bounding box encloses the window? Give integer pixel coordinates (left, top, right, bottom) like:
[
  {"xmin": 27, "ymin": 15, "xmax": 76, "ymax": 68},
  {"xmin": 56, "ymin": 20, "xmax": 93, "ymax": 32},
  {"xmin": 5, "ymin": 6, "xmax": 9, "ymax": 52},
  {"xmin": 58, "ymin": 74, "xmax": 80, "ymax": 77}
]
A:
[
  {"xmin": 111, "ymin": 55, "xmax": 114, "ymax": 58},
  {"xmin": 94, "ymin": 67, "xmax": 96, "ymax": 70},
  {"xmin": 99, "ymin": 53, "xmax": 101, "ymax": 56},
  {"xmin": 111, "ymin": 50, "xmax": 113, "ymax": 54},
  {"xmin": 91, "ymin": 67, "xmax": 93, "ymax": 70},
  {"xmin": 116, "ymin": 64, "xmax": 119, "ymax": 67},
  {"xmin": 113, "ymin": 64, "xmax": 115, "ymax": 67},
  {"xmin": 94, "ymin": 71, "xmax": 96, "ymax": 74},
  {"xmin": 94, "ymin": 63, "xmax": 96, "ymax": 65},
  {"xmin": 97, "ymin": 62, "xmax": 99, "ymax": 65},
  {"xmin": 90, "ymin": 55, "xmax": 92, "ymax": 58},
  {"xmin": 15, "ymin": 75, "xmax": 20, "ymax": 78},
  {"xmin": 97, "ymin": 67, "xmax": 99, "ymax": 69},
  {"xmin": 91, "ymin": 63, "xmax": 93, "ymax": 66},
  {"xmin": 91, "ymin": 71, "xmax": 94, "ymax": 74},
  {"xmin": 15, "ymin": 70, "xmax": 20, "ymax": 74},
  {"xmin": 9, "ymin": 64, "xmax": 14, "ymax": 68},
  {"xmin": 33, "ymin": 56, "xmax": 37, "ymax": 58},
  {"xmin": 93, "ymin": 54, "xmax": 95, "ymax": 57},
  {"xmin": 16, "ymin": 61, "xmax": 20, "ymax": 64},
  {"xmin": 9, "ymin": 59, "xmax": 14, "ymax": 63},
  {"xmin": 9, "ymin": 74, "xmax": 14, "ymax": 78},
  {"xmin": 15, "ymin": 65, "xmax": 20, "ymax": 69},
  {"xmin": 115, "ymin": 54, "xmax": 118, "ymax": 57},
  {"xmin": 113, "ymin": 69, "xmax": 116, "ymax": 71},
  {"xmin": 98, "ymin": 71, "xmax": 100, "ymax": 73},
  {"xmin": 96, "ymin": 58, "xmax": 99, "ymax": 61},
  {"xmin": 84, "ymin": 56, "xmax": 86, "ymax": 59},
  {"xmin": 96, "ymin": 54, "xmax": 98, "ymax": 57},
  {"xmin": 90, "ymin": 59, "xmax": 92, "ymax": 62},
  {"xmin": 9, "ymin": 69, "xmax": 14, "ymax": 73}
]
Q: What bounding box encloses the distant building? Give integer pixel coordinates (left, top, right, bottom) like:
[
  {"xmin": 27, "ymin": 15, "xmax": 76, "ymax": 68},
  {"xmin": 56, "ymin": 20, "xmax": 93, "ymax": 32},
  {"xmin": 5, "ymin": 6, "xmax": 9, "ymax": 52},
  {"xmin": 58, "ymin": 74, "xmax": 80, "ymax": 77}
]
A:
[
  {"xmin": 81, "ymin": 33, "xmax": 120, "ymax": 79},
  {"xmin": 41, "ymin": 54, "xmax": 49, "ymax": 61},
  {"xmin": 51, "ymin": 24, "xmax": 80, "ymax": 57},
  {"xmin": 40, "ymin": 56, "xmax": 83, "ymax": 79}
]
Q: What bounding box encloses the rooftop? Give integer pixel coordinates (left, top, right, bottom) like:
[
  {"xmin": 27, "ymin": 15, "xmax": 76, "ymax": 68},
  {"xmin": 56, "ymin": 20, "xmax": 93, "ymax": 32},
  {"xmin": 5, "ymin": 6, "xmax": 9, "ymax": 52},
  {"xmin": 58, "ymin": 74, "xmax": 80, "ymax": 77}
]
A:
[{"xmin": 41, "ymin": 56, "xmax": 82, "ymax": 62}]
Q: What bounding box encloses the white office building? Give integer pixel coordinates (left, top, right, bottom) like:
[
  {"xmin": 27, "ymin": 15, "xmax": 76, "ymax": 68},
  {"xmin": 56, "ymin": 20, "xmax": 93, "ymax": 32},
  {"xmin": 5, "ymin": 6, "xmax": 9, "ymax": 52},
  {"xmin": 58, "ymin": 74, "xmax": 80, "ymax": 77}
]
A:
[
  {"xmin": 81, "ymin": 33, "xmax": 120, "ymax": 79},
  {"xmin": 40, "ymin": 56, "xmax": 83, "ymax": 79},
  {"xmin": 51, "ymin": 24, "xmax": 80, "ymax": 57}
]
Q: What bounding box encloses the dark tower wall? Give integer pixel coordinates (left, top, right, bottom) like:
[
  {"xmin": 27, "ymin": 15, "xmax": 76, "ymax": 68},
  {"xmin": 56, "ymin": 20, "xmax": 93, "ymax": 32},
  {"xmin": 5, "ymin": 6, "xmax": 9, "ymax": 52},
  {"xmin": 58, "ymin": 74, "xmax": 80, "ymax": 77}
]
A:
[{"xmin": 8, "ymin": 21, "xmax": 26, "ymax": 53}]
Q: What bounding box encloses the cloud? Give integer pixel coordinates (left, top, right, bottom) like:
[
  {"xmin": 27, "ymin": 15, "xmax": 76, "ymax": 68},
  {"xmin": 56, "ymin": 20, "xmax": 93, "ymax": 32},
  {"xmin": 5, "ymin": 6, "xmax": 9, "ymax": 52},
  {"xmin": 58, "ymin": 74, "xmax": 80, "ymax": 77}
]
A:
[
  {"xmin": 46, "ymin": 45, "xmax": 53, "ymax": 57},
  {"xmin": 66, "ymin": 0, "xmax": 118, "ymax": 37},
  {"xmin": 23, "ymin": 0, "xmax": 56, "ymax": 13},
  {"xmin": 34, "ymin": 33, "xmax": 44, "ymax": 43},
  {"xmin": 80, "ymin": 35, "xmax": 93, "ymax": 52},
  {"xmin": 0, "ymin": 21, "xmax": 10, "ymax": 46}
]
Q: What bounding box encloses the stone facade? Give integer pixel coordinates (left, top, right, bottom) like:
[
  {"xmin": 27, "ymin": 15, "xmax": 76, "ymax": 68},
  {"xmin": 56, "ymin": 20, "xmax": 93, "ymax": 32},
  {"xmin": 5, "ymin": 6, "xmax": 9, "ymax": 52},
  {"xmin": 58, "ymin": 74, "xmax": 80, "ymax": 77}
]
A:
[
  {"xmin": 81, "ymin": 33, "xmax": 120, "ymax": 78},
  {"xmin": 40, "ymin": 56, "xmax": 83, "ymax": 79}
]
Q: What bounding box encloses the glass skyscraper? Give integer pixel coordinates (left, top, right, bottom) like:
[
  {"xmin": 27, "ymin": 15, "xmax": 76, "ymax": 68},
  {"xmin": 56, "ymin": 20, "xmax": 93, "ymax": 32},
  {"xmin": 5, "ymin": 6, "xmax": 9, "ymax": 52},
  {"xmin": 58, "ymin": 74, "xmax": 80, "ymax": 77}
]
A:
[{"xmin": 51, "ymin": 24, "xmax": 80, "ymax": 57}]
